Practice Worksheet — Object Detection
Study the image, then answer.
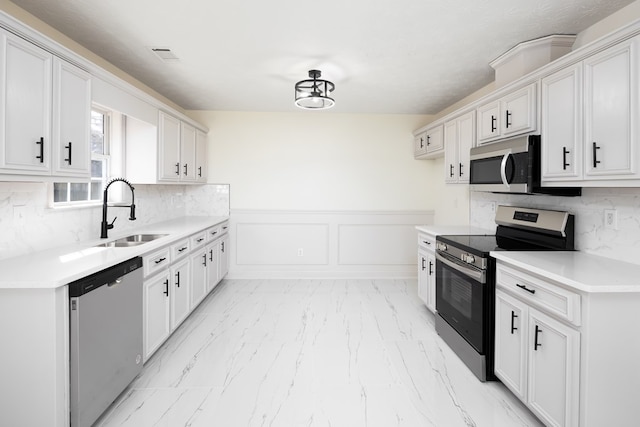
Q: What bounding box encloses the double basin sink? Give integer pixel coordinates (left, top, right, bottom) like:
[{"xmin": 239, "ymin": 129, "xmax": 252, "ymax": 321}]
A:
[{"xmin": 96, "ymin": 233, "xmax": 168, "ymax": 248}]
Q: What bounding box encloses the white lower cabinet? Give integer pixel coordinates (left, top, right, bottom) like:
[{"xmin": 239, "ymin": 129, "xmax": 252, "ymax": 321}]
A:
[
  {"xmin": 417, "ymin": 232, "xmax": 436, "ymax": 312},
  {"xmin": 206, "ymin": 240, "xmax": 220, "ymax": 292},
  {"xmin": 190, "ymin": 248, "xmax": 207, "ymax": 308},
  {"xmin": 143, "ymin": 271, "xmax": 171, "ymax": 361},
  {"xmin": 219, "ymin": 234, "xmax": 230, "ymax": 279},
  {"xmin": 495, "ymin": 267, "xmax": 580, "ymax": 427},
  {"xmin": 170, "ymin": 258, "xmax": 191, "ymax": 329}
]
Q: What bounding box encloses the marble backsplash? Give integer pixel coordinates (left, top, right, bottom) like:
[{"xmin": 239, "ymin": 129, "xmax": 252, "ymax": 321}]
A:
[
  {"xmin": 0, "ymin": 182, "xmax": 230, "ymax": 261},
  {"xmin": 470, "ymin": 187, "xmax": 640, "ymax": 265}
]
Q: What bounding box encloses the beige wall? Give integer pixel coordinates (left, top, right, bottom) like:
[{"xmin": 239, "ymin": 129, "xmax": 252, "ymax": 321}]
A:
[
  {"xmin": 187, "ymin": 111, "xmax": 436, "ymax": 212},
  {"xmin": 573, "ymin": 0, "xmax": 640, "ymax": 49}
]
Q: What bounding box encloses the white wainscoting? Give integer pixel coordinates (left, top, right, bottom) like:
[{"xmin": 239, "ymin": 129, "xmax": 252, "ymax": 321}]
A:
[{"xmin": 229, "ymin": 210, "xmax": 435, "ymax": 279}]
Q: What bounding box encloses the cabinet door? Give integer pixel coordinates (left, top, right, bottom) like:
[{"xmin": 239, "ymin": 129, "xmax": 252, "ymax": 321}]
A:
[
  {"xmin": 584, "ymin": 35, "xmax": 639, "ymax": 179},
  {"xmin": 426, "ymin": 125, "xmax": 444, "ymax": 154},
  {"xmin": 180, "ymin": 122, "xmax": 196, "ymax": 181},
  {"xmin": 501, "ymin": 84, "xmax": 536, "ymax": 138},
  {"xmin": 195, "ymin": 129, "xmax": 207, "ymax": 182},
  {"xmin": 414, "ymin": 131, "xmax": 427, "ymax": 157},
  {"xmin": 528, "ymin": 308, "xmax": 580, "ymax": 427},
  {"xmin": 444, "ymin": 120, "xmax": 458, "ymax": 183},
  {"xmin": 158, "ymin": 111, "xmax": 181, "ymax": 181},
  {"xmin": 206, "ymin": 241, "xmax": 220, "ymax": 292},
  {"xmin": 425, "ymin": 252, "xmax": 436, "ymax": 313},
  {"xmin": 190, "ymin": 249, "xmax": 207, "ymax": 308},
  {"xmin": 170, "ymin": 259, "xmax": 191, "ymax": 329},
  {"xmin": 143, "ymin": 271, "xmax": 171, "ymax": 361},
  {"xmin": 541, "ymin": 63, "xmax": 583, "ymax": 181},
  {"xmin": 417, "ymin": 248, "xmax": 429, "ymax": 306},
  {"xmin": 494, "ymin": 290, "xmax": 528, "ymax": 401},
  {"xmin": 52, "ymin": 58, "xmax": 91, "ymax": 177},
  {"xmin": 219, "ymin": 235, "xmax": 230, "ymax": 280},
  {"xmin": 477, "ymin": 100, "xmax": 500, "ymax": 144},
  {"xmin": 457, "ymin": 111, "xmax": 475, "ymax": 183},
  {"xmin": 0, "ymin": 32, "xmax": 52, "ymax": 174}
]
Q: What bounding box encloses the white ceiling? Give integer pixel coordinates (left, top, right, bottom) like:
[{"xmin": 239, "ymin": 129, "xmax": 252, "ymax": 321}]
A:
[{"xmin": 9, "ymin": 0, "xmax": 635, "ymax": 114}]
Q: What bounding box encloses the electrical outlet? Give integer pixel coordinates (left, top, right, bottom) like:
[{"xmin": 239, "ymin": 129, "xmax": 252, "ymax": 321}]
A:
[
  {"xmin": 297, "ymin": 248, "xmax": 304, "ymax": 257},
  {"xmin": 604, "ymin": 209, "xmax": 618, "ymax": 230}
]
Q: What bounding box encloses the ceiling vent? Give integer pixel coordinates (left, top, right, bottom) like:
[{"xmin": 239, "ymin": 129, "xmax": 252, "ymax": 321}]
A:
[
  {"xmin": 150, "ymin": 47, "xmax": 180, "ymax": 62},
  {"xmin": 490, "ymin": 35, "xmax": 576, "ymax": 87}
]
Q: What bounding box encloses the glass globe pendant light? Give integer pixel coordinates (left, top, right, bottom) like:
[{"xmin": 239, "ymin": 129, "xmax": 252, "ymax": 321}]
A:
[{"xmin": 294, "ymin": 69, "xmax": 335, "ymax": 110}]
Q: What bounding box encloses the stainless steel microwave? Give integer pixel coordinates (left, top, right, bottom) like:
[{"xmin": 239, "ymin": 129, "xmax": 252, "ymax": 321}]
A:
[{"xmin": 469, "ymin": 135, "xmax": 581, "ymax": 196}]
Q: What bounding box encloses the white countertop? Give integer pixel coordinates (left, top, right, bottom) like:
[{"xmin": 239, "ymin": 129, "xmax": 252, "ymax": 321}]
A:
[
  {"xmin": 0, "ymin": 216, "xmax": 229, "ymax": 290},
  {"xmin": 415, "ymin": 225, "xmax": 494, "ymax": 236},
  {"xmin": 491, "ymin": 251, "xmax": 640, "ymax": 293}
]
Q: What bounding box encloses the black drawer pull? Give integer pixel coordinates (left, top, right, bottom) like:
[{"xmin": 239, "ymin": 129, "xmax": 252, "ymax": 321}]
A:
[
  {"xmin": 178, "ymin": 247, "xmax": 187, "ymax": 252},
  {"xmin": 516, "ymin": 283, "xmax": 535, "ymax": 294},
  {"xmin": 203, "ymin": 254, "xmax": 207, "ymax": 267},
  {"xmin": 175, "ymin": 271, "xmax": 181, "ymax": 287},
  {"xmin": 154, "ymin": 257, "xmax": 167, "ymax": 264},
  {"xmin": 534, "ymin": 325, "xmax": 542, "ymax": 350},
  {"xmin": 196, "ymin": 238, "xmax": 204, "ymax": 243},
  {"xmin": 163, "ymin": 279, "xmax": 169, "ymax": 296},
  {"xmin": 510, "ymin": 311, "xmax": 518, "ymax": 334}
]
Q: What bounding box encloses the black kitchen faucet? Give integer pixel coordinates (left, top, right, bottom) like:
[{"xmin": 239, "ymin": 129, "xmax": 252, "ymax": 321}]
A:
[{"xmin": 100, "ymin": 178, "xmax": 136, "ymax": 238}]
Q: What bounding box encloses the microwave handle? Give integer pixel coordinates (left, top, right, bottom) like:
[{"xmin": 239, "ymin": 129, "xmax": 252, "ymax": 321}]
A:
[{"xmin": 500, "ymin": 152, "xmax": 512, "ymax": 187}]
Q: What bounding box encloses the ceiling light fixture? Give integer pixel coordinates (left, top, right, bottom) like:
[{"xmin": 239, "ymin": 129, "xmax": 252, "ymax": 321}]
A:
[{"xmin": 294, "ymin": 69, "xmax": 335, "ymax": 110}]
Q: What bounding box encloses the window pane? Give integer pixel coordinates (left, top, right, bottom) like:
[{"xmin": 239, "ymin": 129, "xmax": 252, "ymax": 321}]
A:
[
  {"xmin": 53, "ymin": 183, "xmax": 68, "ymax": 203},
  {"xmin": 90, "ymin": 182, "xmax": 102, "ymax": 201},
  {"xmin": 91, "ymin": 159, "xmax": 104, "ymax": 178},
  {"xmin": 91, "ymin": 110, "xmax": 105, "ymax": 154},
  {"xmin": 70, "ymin": 183, "xmax": 89, "ymax": 202}
]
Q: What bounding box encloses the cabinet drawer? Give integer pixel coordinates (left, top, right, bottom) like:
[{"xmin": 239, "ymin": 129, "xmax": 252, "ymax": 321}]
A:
[
  {"xmin": 171, "ymin": 238, "xmax": 191, "ymax": 261},
  {"xmin": 206, "ymin": 225, "xmax": 221, "ymax": 241},
  {"xmin": 144, "ymin": 247, "xmax": 171, "ymax": 277},
  {"xmin": 418, "ymin": 233, "xmax": 435, "ymax": 251},
  {"xmin": 219, "ymin": 221, "xmax": 229, "ymax": 236},
  {"xmin": 496, "ymin": 264, "xmax": 581, "ymax": 326},
  {"xmin": 190, "ymin": 231, "xmax": 207, "ymax": 249}
]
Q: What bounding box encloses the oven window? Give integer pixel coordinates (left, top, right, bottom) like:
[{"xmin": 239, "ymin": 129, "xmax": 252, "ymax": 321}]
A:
[{"xmin": 441, "ymin": 274, "xmax": 473, "ymax": 319}]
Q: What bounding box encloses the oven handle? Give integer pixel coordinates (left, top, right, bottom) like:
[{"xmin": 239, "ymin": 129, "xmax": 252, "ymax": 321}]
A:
[{"xmin": 436, "ymin": 252, "xmax": 486, "ymax": 284}]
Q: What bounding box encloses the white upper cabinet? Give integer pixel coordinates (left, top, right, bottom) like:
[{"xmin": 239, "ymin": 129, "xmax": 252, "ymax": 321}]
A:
[
  {"xmin": 180, "ymin": 121, "xmax": 196, "ymax": 182},
  {"xmin": 0, "ymin": 30, "xmax": 91, "ymax": 179},
  {"xmin": 542, "ymin": 34, "xmax": 640, "ymax": 186},
  {"xmin": 414, "ymin": 124, "xmax": 444, "ymax": 159},
  {"xmin": 477, "ymin": 83, "xmax": 537, "ymax": 144},
  {"xmin": 195, "ymin": 129, "xmax": 207, "ymax": 182},
  {"xmin": 52, "ymin": 58, "xmax": 91, "ymax": 177},
  {"xmin": 444, "ymin": 111, "xmax": 475, "ymax": 183},
  {"xmin": 584, "ymin": 35, "xmax": 639, "ymax": 180},
  {"xmin": 0, "ymin": 30, "xmax": 52, "ymax": 175},
  {"xmin": 158, "ymin": 111, "xmax": 182, "ymax": 181},
  {"xmin": 541, "ymin": 63, "xmax": 583, "ymax": 181}
]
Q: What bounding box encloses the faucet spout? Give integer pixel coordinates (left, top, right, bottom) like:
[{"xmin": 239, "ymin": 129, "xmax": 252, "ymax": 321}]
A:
[{"xmin": 101, "ymin": 178, "xmax": 137, "ymax": 239}]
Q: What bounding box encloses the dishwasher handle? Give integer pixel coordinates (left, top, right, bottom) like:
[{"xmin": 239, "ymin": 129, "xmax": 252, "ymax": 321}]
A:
[{"xmin": 68, "ymin": 257, "xmax": 143, "ymax": 297}]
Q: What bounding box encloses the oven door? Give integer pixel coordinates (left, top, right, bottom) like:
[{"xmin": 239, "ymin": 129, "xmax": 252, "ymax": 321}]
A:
[{"xmin": 435, "ymin": 251, "xmax": 487, "ymax": 353}]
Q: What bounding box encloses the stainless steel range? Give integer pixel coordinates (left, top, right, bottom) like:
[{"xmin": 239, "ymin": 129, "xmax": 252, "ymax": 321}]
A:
[{"xmin": 435, "ymin": 205, "xmax": 574, "ymax": 381}]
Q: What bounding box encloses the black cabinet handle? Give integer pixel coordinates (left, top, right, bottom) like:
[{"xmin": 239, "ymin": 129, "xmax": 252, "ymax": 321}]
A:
[
  {"xmin": 419, "ymin": 137, "xmax": 424, "ymax": 149},
  {"xmin": 593, "ymin": 142, "xmax": 601, "ymax": 168},
  {"xmin": 510, "ymin": 311, "xmax": 518, "ymax": 334},
  {"xmin": 178, "ymin": 247, "xmax": 187, "ymax": 252},
  {"xmin": 428, "ymin": 261, "xmax": 433, "ymax": 276},
  {"xmin": 426, "ymin": 135, "xmax": 431, "ymax": 146},
  {"xmin": 449, "ymin": 164, "xmax": 454, "ymax": 177},
  {"xmin": 505, "ymin": 110, "xmax": 512, "ymax": 128},
  {"xmin": 209, "ymin": 249, "xmax": 213, "ymax": 262},
  {"xmin": 175, "ymin": 271, "xmax": 181, "ymax": 287},
  {"xmin": 210, "ymin": 231, "xmax": 218, "ymax": 236},
  {"xmin": 203, "ymin": 253, "xmax": 207, "ymax": 267},
  {"xmin": 154, "ymin": 257, "xmax": 167, "ymax": 264},
  {"xmin": 459, "ymin": 162, "xmax": 463, "ymax": 177},
  {"xmin": 175, "ymin": 162, "xmax": 180, "ymax": 175},
  {"xmin": 491, "ymin": 115, "xmax": 497, "ymax": 132},
  {"xmin": 197, "ymin": 238, "xmax": 204, "ymax": 243},
  {"xmin": 516, "ymin": 283, "xmax": 536, "ymax": 294},
  {"xmin": 163, "ymin": 279, "xmax": 169, "ymax": 297},
  {"xmin": 183, "ymin": 163, "xmax": 188, "ymax": 176},
  {"xmin": 223, "ymin": 226, "xmax": 228, "ymax": 230},
  {"xmin": 65, "ymin": 142, "xmax": 72, "ymax": 165},
  {"xmin": 36, "ymin": 137, "xmax": 44, "ymax": 163},
  {"xmin": 421, "ymin": 257, "xmax": 426, "ymax": 271},
  {"xmin": 198, "ymin": 166, "xmax": 202, "ymax": 177},
  {"xmin": 563, "ymin": 147, "xmax": 570, "ymax": 170},
  {"xmin": 534, "ymin": 325, "xmax": 542, "ymax": 350},
  {"xmin": 221, "ymin": 242, "xmax": 225, "ymax": 253},
  {"xmin": 422, "ymin": 240, "xmax": 431, "ymax": 246}
]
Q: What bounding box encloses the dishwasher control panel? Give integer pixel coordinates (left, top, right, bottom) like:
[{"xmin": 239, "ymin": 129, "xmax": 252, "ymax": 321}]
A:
[{"xmin": 68, "ymin": 257, "xmax": 142, "ymax": 297}]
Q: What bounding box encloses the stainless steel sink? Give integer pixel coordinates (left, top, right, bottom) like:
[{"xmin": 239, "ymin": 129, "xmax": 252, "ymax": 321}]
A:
[{"xmin": 96, "ymin": 233, "xmax": 168, "ymax": 248}]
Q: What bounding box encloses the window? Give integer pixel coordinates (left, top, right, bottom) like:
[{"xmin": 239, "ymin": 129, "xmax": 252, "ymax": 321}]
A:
[{"xmin": 53, "ymin": 108, "xmax": 110, "ymax": 206}]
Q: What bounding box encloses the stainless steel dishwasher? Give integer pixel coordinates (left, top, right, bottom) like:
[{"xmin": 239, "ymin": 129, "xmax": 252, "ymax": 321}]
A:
[{"xmin": 69, "ymin": 256, "xmax": 143, "ymax": 427}]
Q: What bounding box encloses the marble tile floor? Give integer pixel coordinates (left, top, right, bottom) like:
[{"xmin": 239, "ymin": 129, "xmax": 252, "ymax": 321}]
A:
[{"xmin": 97, "ymin": 279, "xmax": 543, "ymax": 427}]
